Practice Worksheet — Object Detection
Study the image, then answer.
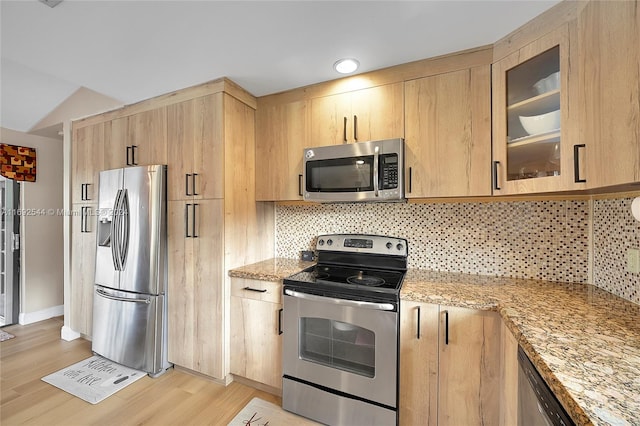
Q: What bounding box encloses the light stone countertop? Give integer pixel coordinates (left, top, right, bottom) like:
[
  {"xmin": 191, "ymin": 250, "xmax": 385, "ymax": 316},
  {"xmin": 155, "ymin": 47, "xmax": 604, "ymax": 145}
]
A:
[
  {"xmin": 228, "ymin": 259, "xmax": 640, "ymax": 426},
  {"xmin": 228, "ymin": 257, "xmax": 314, "ymax": 282}
]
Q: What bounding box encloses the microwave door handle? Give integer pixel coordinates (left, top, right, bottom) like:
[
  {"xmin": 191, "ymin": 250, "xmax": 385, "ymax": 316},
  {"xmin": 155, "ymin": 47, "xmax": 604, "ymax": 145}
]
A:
[
  {"xmin": 373, "ymin": 146, "xmax": 380, "ymax": 197},
  {"xmin": 284, "ymin": 289, "xmax": 395, "ymax": 311}
]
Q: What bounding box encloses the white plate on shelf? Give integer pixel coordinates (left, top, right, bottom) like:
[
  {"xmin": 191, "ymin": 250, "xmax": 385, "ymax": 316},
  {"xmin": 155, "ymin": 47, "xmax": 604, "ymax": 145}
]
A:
[{"xmin": 508, "ymin": 128, "xmax": 560, "ymax": 144}]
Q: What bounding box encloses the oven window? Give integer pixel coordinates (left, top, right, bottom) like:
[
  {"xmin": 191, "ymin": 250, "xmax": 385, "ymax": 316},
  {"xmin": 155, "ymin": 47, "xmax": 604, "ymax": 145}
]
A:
[
  {"xmin": 306, "ymin": 156, "xmax": 374, "ymax": 192},
  {"xmin": 299, "ymin": 318, "xmax": 375, "ymax": 378}
]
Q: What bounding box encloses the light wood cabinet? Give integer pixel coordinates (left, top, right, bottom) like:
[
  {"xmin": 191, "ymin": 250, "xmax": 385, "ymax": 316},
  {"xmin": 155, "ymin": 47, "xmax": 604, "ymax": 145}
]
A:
[
  {"xmin": 438, "ymin": 306, "xmax": 501, "ymax": 426},
  {"xmin": 230, "ymin": 277, "xmax": 283, "ymax": 389},
  {"xmin": 70, "ymin": 204, "xmax": 97, "ymax": 336},
  {"xmin": 404, "ymin": 66, "xmax": 492, "ymax": 198},
  {"xmin": 105, "ymin": 108, "xmax": 168, "ymax": 169},
  {"xmin": 578, "ymin": 0, "xmax": 640, "ymax": 189},
  {"xmin": 167, "ymin": 94, "xmax": 224, "ymax": 201},
  {"xmin": 500, "ymin": 321, "xmax": 519, "ymax": 426},
  {"xmin": 255, "ymin": 99, "xmax": 310, "ymax": 201},
  {"xmin": 492, "ymin": 25, "xmax": 585, "ymax": 195},
  {"xmin": 71, "ymin": 122, "xmax": 104, "ymax": 204},
  {"xmin": 399, "ymin": 301, "xmax": 438, "ymax": 426},
  {"xmin": 311, "ymin": 83, "xmax": 404, "ymax": 145},
  {"xmin": 167, "ymin": 199, "xmax": 225, "ymax": 377},
  {"xmin": 400, "ymin": 302, "xmax": 500, "ymax": 426}
]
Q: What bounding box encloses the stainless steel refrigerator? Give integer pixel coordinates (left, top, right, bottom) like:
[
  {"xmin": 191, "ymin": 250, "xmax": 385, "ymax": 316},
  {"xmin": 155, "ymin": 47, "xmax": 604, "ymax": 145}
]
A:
[{"xmin": 92, "ymin": 164, "xmax": 171, "ymax": 377}]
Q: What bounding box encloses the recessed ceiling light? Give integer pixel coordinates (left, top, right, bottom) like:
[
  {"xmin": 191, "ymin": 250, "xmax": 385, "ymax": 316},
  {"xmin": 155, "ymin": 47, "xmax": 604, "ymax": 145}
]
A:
[
  {"xmin": 333, "ymin": 58, "xmax": 360, "ymax": 74},
  {"xmin": 39, "ymin": 0, "xmax": 63, "ymax": 8}
]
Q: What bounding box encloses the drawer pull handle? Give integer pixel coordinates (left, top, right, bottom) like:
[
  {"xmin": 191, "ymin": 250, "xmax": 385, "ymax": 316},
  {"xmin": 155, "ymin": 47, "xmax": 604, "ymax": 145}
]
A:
[
  {"xmin": 243, "ymin": 286, "xmax": 267, "ymax": 293},
  {"xmin": 278, "ymin": 308, "xmax": 283, "ymax": 335}
]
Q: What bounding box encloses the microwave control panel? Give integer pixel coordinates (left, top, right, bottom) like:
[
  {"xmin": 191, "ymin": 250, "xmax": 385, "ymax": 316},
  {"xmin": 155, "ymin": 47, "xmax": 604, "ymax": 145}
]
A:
[{"xmin": 380, "ymin": 154, "xmax": 399, "ymax": 189}]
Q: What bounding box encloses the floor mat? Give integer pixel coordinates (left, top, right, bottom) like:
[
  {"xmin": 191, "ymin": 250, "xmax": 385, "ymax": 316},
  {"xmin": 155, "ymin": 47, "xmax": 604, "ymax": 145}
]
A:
[
  {"xmin": 0, "ymin": 330, "xmax": 15, "ymax": 341},
  {"xmin": 41, "ymin": 355, "xmax": 145, "ymax": 404},
  {"xmin": 228, "ymin": 397, "xmax": 321, "ymax": 426}
]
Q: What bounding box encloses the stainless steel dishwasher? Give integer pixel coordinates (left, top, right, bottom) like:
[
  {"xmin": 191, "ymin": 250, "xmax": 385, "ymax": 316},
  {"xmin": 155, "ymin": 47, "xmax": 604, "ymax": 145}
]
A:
[{"xmin": 518, "ymin": 346, "xmax": 575, "ymax": 426}]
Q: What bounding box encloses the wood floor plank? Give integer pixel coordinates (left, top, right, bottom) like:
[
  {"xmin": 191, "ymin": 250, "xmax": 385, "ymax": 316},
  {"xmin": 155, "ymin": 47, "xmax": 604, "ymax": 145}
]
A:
[{"xmin": 0, "ymin": 317, "xmax": 282, "ymax": 426}]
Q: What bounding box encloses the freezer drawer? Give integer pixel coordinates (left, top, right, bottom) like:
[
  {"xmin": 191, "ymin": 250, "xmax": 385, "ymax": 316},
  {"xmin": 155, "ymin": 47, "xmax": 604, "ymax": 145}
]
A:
[{"xmin": 92, "ymin": 286, "xmax": 169, "ymax": 375}]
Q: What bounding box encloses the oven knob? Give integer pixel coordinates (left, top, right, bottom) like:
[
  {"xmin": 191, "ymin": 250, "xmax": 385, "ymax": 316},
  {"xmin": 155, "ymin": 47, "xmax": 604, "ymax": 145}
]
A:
[
  {"xmin": 396, "ymin": 243, "xmax": 404, "ymax": 251},
  {"xmin": 386, "ymin": 242, "xmax": 393, "ymax": 249},
  {"xmin": 327, "ymin": 239, "xmax": 333, "ymax": 246},
  {"xmin": 318, "ymin": 239, "xmax": 324, "ymax": 246}
]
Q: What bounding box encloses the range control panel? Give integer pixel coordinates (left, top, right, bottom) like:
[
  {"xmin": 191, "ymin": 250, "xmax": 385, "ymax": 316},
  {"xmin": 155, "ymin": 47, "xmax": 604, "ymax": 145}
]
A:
[{"xmin": 316, "ymin": 234, "xmax": 408, "ymax": 257}]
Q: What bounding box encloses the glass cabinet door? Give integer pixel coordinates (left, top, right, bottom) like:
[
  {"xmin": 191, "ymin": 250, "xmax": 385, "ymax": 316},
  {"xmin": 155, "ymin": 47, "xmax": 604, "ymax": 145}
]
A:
[
  {"xmin": 492, "ymin": 25, "xmax": 585, "ymax": 195},
  {"xmin": 506, "ymin": 46, "xmax": 561, "ymax": 181}
]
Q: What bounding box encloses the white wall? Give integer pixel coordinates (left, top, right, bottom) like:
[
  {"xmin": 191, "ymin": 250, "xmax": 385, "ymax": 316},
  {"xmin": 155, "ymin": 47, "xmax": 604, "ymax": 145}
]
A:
[{"xmin": 0, "ymin": 127, "xmax": 64, "ymax": 320}]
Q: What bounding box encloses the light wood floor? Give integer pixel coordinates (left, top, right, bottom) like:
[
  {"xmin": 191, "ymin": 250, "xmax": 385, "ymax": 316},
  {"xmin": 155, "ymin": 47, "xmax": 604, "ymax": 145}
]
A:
[{"xmin": 0, "ymin": 317, "xmax": 280, "ymax": 425}]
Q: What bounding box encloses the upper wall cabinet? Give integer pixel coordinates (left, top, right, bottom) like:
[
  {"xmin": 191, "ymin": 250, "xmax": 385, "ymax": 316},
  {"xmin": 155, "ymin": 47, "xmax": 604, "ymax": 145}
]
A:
[
  {"xmin": 166, "ymin": 94, "xmax": 224, "ymax": 201},
  {"xmin": 105, "ymin": 108, "xmax": 168, "ymax": 170},
  {"xmin": 255, "ymin": 99, "xmax": 310, "ymax": 201},
  {"xmin": 310, "ymin": 82, "xmax": 404, "ymax": 145},
  {"xmin": 404, "ymin": 66, "xmax": 492, "ymax": 198},
  {"xmin": 578, "ymin": 0, "xmax": 640, "ymax": 189},
  {"xmin": 71, "ymin": 122, "xmax": 105, "ymax": 204},
  {"xmin": 492, "ymin": 25, "xmax": 586, "ymax": 195}
]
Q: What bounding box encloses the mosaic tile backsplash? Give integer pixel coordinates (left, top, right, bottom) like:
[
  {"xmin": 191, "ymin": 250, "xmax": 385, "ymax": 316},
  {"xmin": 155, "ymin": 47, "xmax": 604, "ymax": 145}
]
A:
[
  {"xmin": 275, "ymin": 197, "xmax": 640, "ymax": 304},
  {"xmin": 593, "ymin": 197, "xmax": 640, "ymax": 304},
  {"xmin": 276, "ymin": 200, "xmax": 591, "ymax": 283}
]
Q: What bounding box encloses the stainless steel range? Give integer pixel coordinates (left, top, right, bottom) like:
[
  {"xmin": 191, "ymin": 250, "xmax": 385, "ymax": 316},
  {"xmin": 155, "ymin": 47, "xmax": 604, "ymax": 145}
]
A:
[{"xmin": 282, "ymin": 234, "xmax": 408, "ymax": 426}]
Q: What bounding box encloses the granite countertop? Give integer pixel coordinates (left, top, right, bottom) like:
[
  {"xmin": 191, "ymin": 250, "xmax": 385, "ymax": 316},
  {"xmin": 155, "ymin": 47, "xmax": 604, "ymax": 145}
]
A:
[
  {"xmin": 403, "ymin": 269, "xmax": 640, "ymax": 426},
  {"xmin": 229, "ymin": 259, "xmax": 640, "ymax": 426},
  {"xmin": 228, "ymin": 257, "xmax": 314, "ymax": 282}
]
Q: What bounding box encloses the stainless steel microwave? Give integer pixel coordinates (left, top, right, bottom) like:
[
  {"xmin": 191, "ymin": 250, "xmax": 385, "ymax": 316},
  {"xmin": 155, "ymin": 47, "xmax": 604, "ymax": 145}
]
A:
[{"xmin": 303, "ymin": 138, "xmax": 405, "ymax": 203}]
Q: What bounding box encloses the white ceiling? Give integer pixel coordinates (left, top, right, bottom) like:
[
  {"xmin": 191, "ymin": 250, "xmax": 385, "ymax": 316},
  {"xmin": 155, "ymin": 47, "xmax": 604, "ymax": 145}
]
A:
[{"xmin": 1, "ymin": 0, "xmax": 560, "ymax": 134}]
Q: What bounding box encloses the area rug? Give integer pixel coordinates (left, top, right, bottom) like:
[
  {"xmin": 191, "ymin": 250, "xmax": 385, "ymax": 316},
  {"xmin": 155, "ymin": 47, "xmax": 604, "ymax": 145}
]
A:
[
  {"xmin": 228, "ymin": 397, "xmax": 321, "ymax": 426},
  {"xmin": 0, "ymin": 330, "xmax": 15, "ymax": 341},
  {"xmin": 41, "ymin": 355, "xmax": 145, "ymax": 404}
]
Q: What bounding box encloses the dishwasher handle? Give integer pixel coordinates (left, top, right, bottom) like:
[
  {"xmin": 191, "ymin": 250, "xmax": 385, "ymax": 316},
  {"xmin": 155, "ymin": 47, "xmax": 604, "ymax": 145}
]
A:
[{"xmin": 284, "ymin": 289, "xmax": 395, "ymax": 311}]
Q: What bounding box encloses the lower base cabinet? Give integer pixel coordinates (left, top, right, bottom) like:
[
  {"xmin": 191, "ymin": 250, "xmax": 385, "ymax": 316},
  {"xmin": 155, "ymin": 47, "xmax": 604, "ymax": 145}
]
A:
[
  {"xmin": 400, "ymin": 301, "xmax": 501, "ymax": 426},
  {"xmin": 230, "ymin": 277, "xmax": 283, "ymax": 389}
]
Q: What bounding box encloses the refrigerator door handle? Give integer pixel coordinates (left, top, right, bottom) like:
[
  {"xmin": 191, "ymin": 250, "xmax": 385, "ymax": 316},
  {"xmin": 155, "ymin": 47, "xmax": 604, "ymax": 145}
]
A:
[
  {"xmin": 96, "ymin": 288, "xmax": 151, "ymax": 304},
  {"xmin": 120, "ymin": 189, "xmax": 130, "ymax": 269},
  {"xmin": 111, "ymin": 189, "xmax": 122, "ymax": 270}
]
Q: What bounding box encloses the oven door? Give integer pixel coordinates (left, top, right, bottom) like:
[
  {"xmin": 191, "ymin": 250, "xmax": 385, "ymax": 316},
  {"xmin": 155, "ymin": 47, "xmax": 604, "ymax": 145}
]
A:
[{"xmin": 282, "ymin": 289, "xmax": 398, "ymax": 408}]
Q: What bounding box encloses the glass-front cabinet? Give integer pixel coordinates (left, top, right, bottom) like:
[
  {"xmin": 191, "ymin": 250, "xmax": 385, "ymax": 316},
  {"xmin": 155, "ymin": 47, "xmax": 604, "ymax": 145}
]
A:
[{"xmin": 492, "ymin": 25, "xmax": 586, "ymax": 195}]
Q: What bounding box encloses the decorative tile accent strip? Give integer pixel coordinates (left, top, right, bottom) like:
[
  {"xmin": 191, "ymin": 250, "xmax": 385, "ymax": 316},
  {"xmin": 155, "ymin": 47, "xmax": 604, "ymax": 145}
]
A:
[
  {"xmin": 593, "ymin": 197, "xmax": 640, "ymax": 304},
  {"xmin": 276, "ymin": 200, "xmax": 590, "ymax": 283}
]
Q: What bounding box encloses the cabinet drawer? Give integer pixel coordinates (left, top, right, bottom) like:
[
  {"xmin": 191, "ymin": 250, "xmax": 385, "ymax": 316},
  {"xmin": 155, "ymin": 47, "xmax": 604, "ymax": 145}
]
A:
[{"xmin": 231, "ymin": 277, "xmax": 282, "ymax": 304}]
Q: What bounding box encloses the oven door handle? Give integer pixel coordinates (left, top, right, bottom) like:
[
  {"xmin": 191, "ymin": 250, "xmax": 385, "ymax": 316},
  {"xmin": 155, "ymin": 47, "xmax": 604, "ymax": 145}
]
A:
[{"xmin": 284, "ymin": 289, "xmax": 395, "ymax": 311}]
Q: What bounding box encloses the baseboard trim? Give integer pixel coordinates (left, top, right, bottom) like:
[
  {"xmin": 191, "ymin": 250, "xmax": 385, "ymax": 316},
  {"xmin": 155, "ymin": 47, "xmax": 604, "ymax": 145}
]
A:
[
  {"xmin": 18, "ymin": 305, "xmax": 64, "ymax": 325},
  {"xmin": 61, "ymin": 325, "xmax": 81, "ymax": 341}
]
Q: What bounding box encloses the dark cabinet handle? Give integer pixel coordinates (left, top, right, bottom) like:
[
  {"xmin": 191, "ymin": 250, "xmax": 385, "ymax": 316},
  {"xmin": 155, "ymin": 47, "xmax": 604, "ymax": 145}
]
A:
[
  {"xmin": 192, "ymin": 204, "xmax": 198, "ymax": 238},
  {"xmin": 408, "ymin": 167, "xmax": 412, "ymax": 194},
  {"xmin": 131, "ymin": 145, "xmax": 138, "ymax": 165},
  {"xmin": 81, "ymin": 206, "xmax": 86, "ymax": 233},
  {"xmin": 81, "ymin": 183, "xmax": 86, "ymax": 201},
  {"xmin": 192, "ymin": 174, "xmax": 198, "ymax": 196},
  {"xmin": 574, "ymin": 144, "xmax": 586, "ymax": 183},
  {"xmin": 126, "ymin": 146, "xmax": 132, "ymax": 166},
  {"xmin": 493, "ymin": 161, "xmax": 501, "ymax": 191},
  {"xmin": 243, "ymin": 286, "xmax": 267, "ymax": 293},
  {"xmin": 185, "ymin": 174, "xmax": 191, "ymax": 196},
  {"xmin": 278, "ymin": 308, "xmax": 283, "ymax": 335},
  {"xmin": 353, "ymin": 115, "xmax": 358, "ymax": 141},
  {"xmin": 444, "ymin": 310, "xmax": 449, "ymax": 345},
  {"xmin": 343, "ymin": 117, "xmax": 348, "ymax": 143},
  {"xmin": 185, "ymin": 204, "xmax": 191, "ymax": 238},
  {"xmin": 416, "ymin": 306, "xmax": 421, "ymax": 339},
  {"xmin": 298, "ymin": 174, "xmax": 303, "ymax": 197},
  {"xmin": 85, "ymin": 183, "xmax": 91, "ymax": 201}
]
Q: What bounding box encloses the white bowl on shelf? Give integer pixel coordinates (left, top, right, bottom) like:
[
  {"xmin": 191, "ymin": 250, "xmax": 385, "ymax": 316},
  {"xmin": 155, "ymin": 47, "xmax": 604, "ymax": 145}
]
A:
[
  {"xmin": 519, "ymin": 109, "xmax": 560, "ymax": 135},
  {"xmin": 533, "ymin": 71, "xmax": 560, "ymax": 95}
]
